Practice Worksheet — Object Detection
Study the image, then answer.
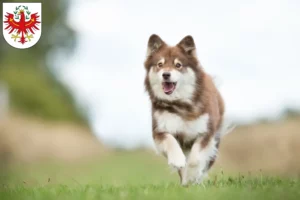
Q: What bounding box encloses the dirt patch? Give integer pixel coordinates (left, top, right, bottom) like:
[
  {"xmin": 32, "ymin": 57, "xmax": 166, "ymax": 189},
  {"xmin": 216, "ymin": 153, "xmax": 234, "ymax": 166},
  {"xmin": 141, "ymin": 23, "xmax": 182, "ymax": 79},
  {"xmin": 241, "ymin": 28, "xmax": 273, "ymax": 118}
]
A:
[
  {"xmin": 216, "ymin": 118, "xmax": 300, "ymax": 175},
  {"xmin": 0, "ymin": 113, "xmax": 106, "ymax": 163},
  {"xmin": 1, "ymin": 113, "xmax": 300, "ymax": 176}
]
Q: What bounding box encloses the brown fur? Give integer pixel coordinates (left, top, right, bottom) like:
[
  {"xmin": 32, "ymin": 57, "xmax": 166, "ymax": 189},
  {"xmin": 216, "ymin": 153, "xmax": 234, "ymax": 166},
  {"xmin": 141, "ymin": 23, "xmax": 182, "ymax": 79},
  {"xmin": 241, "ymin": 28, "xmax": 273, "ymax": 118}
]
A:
[{"xmin": 144, "ymin": 34, "xmax": 225, "ymax": 184}]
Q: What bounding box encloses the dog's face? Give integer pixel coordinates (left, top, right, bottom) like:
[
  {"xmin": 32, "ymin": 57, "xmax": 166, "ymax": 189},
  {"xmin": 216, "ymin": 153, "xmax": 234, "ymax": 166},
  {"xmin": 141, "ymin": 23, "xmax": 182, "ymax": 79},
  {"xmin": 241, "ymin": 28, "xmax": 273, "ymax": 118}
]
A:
[{"xmin": 144, "ymin": 35, "xmax": 201, "ymax": 102}]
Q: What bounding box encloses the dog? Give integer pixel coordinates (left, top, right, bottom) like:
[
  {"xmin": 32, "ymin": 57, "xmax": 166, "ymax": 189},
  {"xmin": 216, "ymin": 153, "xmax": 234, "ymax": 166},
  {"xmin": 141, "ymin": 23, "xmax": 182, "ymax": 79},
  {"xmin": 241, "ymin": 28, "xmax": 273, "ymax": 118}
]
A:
[{"xmin": 144, "ymin": 34, "xmax": 233, "ymax": 186}]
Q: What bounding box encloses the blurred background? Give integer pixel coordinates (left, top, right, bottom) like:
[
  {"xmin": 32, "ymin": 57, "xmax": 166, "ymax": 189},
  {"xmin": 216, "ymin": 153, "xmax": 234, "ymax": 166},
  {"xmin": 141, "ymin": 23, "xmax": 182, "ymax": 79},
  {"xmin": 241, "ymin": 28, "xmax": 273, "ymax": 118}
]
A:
[{"xmin": 1, "ymin": 0, "xmax": 300, "ymax": 185}]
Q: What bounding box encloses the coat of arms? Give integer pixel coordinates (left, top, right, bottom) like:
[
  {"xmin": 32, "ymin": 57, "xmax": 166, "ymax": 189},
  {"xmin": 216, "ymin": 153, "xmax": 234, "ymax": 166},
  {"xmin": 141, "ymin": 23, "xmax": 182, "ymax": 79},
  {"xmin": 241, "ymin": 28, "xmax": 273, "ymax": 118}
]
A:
[{"xmin": 3, "ymin": 3, "xmax": 41, "ymax": 49}]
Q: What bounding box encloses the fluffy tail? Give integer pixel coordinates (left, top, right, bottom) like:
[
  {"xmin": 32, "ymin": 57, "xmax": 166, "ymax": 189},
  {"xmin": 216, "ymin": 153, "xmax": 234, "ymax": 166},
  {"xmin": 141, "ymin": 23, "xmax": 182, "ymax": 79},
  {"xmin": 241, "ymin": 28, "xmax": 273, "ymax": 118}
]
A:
[
  {"xmin": 218, "ymin": 119, "xmax": 236, "ymax": 138},
  {"xmin": 211, "ymin": 75, "xmax": 236, "ymax": 137}
]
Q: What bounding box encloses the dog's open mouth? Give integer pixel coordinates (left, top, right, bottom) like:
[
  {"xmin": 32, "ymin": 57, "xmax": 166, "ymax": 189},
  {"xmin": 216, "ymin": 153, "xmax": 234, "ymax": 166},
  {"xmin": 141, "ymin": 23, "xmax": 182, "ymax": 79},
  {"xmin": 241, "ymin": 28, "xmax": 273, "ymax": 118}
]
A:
[{"xmin": 162, "ymin": 82, "xmax": 177, "ymax": 95}]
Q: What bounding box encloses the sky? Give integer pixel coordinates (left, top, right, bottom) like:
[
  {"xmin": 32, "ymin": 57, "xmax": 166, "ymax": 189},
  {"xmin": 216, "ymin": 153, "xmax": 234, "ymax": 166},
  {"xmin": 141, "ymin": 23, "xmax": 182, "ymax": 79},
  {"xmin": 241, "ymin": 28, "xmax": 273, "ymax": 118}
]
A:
[{"xmin": 56, "ymin": 0, "xmax": 300, "ymax": 148}]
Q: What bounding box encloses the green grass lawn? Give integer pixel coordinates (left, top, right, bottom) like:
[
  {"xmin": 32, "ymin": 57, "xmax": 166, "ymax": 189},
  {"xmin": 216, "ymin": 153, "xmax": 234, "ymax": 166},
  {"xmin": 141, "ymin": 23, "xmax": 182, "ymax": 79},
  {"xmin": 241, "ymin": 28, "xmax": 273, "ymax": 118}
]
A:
[{"xmin": 1, "ymin": 151, "xmax": 300, "ymax": 200}]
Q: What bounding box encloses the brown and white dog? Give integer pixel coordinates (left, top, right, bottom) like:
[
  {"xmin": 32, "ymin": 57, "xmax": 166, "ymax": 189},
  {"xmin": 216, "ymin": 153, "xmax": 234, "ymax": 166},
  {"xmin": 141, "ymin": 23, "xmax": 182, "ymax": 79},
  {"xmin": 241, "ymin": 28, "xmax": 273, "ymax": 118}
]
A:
[{"xmin": 144, "ymin": 34, "xmax": 233, "ymax": 186}]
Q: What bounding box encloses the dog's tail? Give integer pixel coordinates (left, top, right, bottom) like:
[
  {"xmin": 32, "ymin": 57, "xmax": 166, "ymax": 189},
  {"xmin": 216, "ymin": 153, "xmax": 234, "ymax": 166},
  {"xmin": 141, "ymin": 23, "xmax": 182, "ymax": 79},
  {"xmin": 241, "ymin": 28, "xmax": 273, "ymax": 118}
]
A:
[
  {"xmin": 218, "ymin": 119, "xmax": 236, "ymax": 138},
  {"xmin": 211, "ymin": 75, "xmax": 236, "ymax": 137}
]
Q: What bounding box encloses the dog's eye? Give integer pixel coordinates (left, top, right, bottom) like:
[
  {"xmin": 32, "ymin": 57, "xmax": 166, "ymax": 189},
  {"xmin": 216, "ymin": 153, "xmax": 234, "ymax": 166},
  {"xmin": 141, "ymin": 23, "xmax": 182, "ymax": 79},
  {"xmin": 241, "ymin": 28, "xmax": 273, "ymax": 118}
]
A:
[
  {"xmin": 157, "ymin": 63, "xmax": 163, "ymax": 68},
  {"xmin": 175, "ymin": 63, "xmax": 182, "ymax": 68}
]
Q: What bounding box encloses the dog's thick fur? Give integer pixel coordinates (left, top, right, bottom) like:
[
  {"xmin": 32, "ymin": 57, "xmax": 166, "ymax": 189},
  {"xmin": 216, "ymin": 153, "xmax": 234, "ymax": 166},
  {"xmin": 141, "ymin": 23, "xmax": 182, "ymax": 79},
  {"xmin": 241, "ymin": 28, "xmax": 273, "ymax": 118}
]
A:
[{"xmin": 144, "ymin": 34, "xmax": 230, "ymax": 186}]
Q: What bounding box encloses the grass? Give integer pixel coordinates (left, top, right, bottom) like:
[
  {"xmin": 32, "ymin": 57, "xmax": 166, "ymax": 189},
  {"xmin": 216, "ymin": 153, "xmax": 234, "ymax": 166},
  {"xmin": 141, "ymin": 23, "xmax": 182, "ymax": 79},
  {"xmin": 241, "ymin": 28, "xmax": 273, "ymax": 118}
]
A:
[{"xmin": 1, "ymin": 151, "xmax": 300, "ymax": 200}]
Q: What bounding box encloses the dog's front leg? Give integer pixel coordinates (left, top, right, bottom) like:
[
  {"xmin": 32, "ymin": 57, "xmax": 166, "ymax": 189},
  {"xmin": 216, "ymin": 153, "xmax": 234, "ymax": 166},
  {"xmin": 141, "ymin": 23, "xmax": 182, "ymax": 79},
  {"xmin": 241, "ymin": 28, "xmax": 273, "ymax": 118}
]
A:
[
  {"xmin": 185, "ymin": 134, "xmax": 218, "ymax": 185},
  {"xmin": 153, "ymin": 132, "xmax": 186, "ymax": 170}
]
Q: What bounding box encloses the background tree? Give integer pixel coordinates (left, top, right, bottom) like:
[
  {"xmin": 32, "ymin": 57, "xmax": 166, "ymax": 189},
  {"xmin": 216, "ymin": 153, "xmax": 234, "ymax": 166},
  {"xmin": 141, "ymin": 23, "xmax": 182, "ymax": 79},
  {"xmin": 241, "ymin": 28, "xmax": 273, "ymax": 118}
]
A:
[{"xmin": 0, "ymin": 0, "xmax": 89, "ymax": 126}]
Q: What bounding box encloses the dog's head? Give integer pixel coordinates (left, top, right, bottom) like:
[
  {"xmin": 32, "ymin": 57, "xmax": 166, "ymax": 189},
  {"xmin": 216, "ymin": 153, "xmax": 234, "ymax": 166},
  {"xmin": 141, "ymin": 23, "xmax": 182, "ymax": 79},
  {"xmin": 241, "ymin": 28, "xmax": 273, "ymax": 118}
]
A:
[{"xmin": 144, "ymin": 34, "xmax": 202, "ymax": 102}]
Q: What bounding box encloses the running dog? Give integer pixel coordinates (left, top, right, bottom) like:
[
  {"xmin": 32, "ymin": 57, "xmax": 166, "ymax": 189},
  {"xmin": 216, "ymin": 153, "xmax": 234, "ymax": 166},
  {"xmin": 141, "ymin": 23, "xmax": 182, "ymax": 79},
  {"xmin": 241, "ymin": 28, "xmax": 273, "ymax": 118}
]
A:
[{"xmin": 144, "ymin": 34, "xmax": 233, "ymax": 186}]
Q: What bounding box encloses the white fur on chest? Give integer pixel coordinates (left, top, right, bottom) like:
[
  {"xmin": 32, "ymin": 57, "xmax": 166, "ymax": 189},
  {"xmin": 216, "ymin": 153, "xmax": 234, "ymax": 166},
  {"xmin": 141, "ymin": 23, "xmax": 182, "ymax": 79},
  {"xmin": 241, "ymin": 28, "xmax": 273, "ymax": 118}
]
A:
[{"xmin": 154, "ymin": 111, "xmax": 209, "ymax": 141}]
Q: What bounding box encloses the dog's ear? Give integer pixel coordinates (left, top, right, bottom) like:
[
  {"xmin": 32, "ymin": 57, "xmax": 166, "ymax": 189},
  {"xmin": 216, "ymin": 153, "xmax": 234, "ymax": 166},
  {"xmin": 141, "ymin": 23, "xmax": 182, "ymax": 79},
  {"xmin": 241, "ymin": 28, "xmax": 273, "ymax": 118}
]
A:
[
  {"xmin": 147, "ymin": 34, "xmax": 165, "ymax": 56},
  {"xmin": 177, "ymin": 35, "xmax": 196, "ymax": 56}
]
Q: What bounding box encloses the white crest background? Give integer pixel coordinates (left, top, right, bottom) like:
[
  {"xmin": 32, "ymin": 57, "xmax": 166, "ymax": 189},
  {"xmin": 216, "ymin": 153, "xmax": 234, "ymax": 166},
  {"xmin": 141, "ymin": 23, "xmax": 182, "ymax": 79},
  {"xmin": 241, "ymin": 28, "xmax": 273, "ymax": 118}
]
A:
[{"xmin": 2, "ymin": 3, "xmax": 42, "ymax": 49}]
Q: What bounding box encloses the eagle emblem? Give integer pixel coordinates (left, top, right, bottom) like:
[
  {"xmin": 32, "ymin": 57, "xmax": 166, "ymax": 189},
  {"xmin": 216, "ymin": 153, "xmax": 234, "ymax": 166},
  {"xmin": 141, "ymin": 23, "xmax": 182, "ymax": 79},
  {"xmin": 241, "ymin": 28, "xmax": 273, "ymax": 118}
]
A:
[{"xmin": 2, "ymin": 3, "xmax": 42, "ymax": 49}]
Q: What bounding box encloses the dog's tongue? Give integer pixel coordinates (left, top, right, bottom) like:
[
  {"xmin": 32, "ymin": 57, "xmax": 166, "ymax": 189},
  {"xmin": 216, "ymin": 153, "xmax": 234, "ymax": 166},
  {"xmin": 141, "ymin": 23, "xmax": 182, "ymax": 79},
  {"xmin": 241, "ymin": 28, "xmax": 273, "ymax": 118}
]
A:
[{"xmin": 163, "ymin": 82, "xmax": 175, "ymax": 93}]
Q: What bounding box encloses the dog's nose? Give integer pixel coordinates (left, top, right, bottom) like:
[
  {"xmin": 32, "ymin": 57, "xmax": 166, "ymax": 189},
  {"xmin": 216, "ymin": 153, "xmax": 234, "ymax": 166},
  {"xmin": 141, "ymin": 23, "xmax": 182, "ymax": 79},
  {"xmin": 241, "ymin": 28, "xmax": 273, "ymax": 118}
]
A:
[{"xmin": 162, "ymin": 72, "xmax": 171, "ymax": 80}]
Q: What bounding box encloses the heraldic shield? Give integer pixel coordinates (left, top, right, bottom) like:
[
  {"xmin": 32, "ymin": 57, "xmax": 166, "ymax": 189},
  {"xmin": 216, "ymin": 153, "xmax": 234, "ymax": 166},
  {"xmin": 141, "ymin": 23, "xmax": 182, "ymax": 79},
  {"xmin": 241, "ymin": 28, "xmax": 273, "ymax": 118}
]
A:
[{"xmin": 2, "ymin": 3, "xmax": 42, "ymax": 49}]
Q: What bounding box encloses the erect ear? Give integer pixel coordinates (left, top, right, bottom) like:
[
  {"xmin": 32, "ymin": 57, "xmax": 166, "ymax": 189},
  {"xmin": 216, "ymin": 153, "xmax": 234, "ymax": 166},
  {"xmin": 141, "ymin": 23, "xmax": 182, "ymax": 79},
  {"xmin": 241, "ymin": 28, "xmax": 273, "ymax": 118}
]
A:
[
  {"xmin": 177, "ymin": 35, "xmax": 196, "ymax": 55},
  {"xmin": 146, "ymin": 34, "xmax": 165, "ymax": 56}
]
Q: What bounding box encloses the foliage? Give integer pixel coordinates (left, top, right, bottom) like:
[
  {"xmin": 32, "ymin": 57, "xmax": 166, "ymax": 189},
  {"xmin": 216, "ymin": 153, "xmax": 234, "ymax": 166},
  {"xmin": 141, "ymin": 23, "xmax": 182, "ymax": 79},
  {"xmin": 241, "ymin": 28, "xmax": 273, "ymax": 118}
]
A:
[
  {"xmin": 0, "ymin": 0, "xmax": 89, "ymax": 125},
  {"xmin": 0, "ymin": 0, "xmax": 76, "ymax": 62},
  {"xmin": 281, "ymin": 107, "xmax": 300, "ymax": 119},
  {"xmin": 0, "ymin": 67, "xmax": 87, "ymax": 125}
]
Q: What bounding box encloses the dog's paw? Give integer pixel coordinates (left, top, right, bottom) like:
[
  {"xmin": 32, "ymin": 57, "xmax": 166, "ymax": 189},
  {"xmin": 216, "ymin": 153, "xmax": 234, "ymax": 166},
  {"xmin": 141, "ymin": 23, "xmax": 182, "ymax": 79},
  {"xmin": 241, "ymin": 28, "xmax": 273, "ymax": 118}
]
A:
[
  {"xmin": 189, "ymin": 170, "xmax": 208, "ymax": 185},
  {"xmin": 168, "ymin": 150, "xmax": 186, "ymax": 169}
]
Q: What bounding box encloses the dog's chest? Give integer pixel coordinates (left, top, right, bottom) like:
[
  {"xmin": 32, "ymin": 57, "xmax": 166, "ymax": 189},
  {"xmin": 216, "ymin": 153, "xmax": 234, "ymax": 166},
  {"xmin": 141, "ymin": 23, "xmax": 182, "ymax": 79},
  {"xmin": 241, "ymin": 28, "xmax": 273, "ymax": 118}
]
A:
[{"xmin": 154, "ymin": 111, "xmax": 209, "ymax": 141}]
